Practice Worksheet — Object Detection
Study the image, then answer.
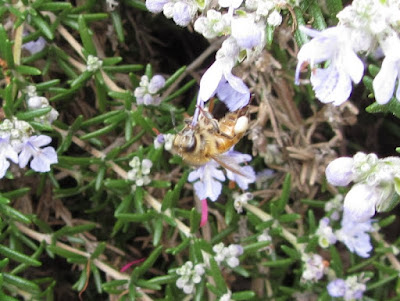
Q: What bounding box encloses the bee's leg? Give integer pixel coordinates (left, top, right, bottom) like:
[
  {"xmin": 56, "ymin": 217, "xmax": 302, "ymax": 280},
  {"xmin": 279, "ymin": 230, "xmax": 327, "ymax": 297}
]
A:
[
  {"xmin": 197, "ymin": 105, "xmax": 220, "ymax": 133},
  {"xmin": 218, "ymin": 132, "xmax": 235, "ymax": 139},
  {"xmin": 208, "ymin": 97, "xmax": 215, "ymax": 113}
]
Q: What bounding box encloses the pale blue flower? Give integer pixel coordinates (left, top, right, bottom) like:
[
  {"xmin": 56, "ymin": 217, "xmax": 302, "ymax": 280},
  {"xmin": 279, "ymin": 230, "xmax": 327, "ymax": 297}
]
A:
[
  {"xmin": 134, "ymin": 74, "xmax": 165, "ymax": 106},
  {"xmin": 18, "ymin": 135, "xmax": 58, "ymax": 173},
  {"xmin": 224, "ymin": 150, "xmax": 256, "ymax": 189},
  {"xmin": 295, "ymin": 26, "xmax": 364, "ymax": 106},
  {"xmin": 0, "ymin": 135, "xmax": 19, "ymax": 178},
  {"xmin": 328, "ymin": 275, "xmax": 367, "ymax": 300},
  {"xmin": 188, "ymin": 160, "xmax": 225, "ymax": 201},
  {"xmin": 336, "ymin": 210, "xmax": 373, "ymax": 258},
  {"xmin": 199, "ymin": 59, "xmax": 250, "ymax": 111},
  {"xmin": 301, "ymin": 253, "xmax": 325, "ymax": 282},
  {"xmin": 327, "ymin": 279, "xmax": 346, "ymax": 298},
  {"xmin": 22, "ymin": 36, "xmax": 46, "ymax": 54}
]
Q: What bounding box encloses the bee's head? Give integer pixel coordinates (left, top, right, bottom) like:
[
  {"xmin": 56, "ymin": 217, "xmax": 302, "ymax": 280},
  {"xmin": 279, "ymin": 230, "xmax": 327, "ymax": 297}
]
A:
[{"xmin": 174, "ymin": 126, "xmax": 197, "ymax": 153}]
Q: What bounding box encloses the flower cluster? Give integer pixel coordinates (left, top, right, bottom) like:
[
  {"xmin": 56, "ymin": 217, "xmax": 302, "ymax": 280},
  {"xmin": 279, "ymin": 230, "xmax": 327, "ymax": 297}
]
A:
[
  {"xmin": 213, "ymin": 242, "xmax": 244, "ymax": 268},
  {"xmin": 154, "ymin": 133, "xmax": 175, "ymax": 150},
  {"xmin": 295, "ymin": 0, "xmax": 400, "ymax": 106},
  {"xmin": 26, "ymin": 90, "xmax": 59, "ymax": 125},
  {"xmin": 127, "ymin": 157, "xmax": 153, "ymax": 190},
  {"xmin": 145, "ymin": 0, "xmax": 290, "ymax": 115},
  {"xmin": 301, "ymin": 253, "xmax": 326, "ymax": 283},
  {"xmin": 327, "ymin": 274, "xmax": 369, "ymax": 300},
  {"xmin": 233, "ymin": 191, "xmax": 253, "ymax": 213},
  {"xmin": 0, "ymin": 118, "xmax": 58, "ymax": 178},
  {"xmin": 176, "ymin": 261, "xmax": 205, "ymax": 294},
  {"xmin": 134, "ymin": 74, "xmax": 166, "ymax": 106},
  {"xmin": 146, "ymin": 0, "xmax": 285, "ymax": 33},
  {"xmin": 326, "ymin": 152, "xmax": 400, "ymax": 222},
  {"xmin": 86, "ymin": 55, "xmax": 103, "ymax": 72},
  {"xmin": 315, "ymin": 209, "xmax": 374, "ymax": 258},
  {"xmin": 335, "ymin": 211, "xmax": 373, "ymax": 258}
]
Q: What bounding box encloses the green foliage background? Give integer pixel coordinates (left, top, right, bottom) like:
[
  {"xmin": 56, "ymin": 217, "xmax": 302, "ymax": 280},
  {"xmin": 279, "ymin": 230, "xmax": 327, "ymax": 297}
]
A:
[{"xmin": 0, "ymin": 0, "xmax": 400, "ymax": 300}]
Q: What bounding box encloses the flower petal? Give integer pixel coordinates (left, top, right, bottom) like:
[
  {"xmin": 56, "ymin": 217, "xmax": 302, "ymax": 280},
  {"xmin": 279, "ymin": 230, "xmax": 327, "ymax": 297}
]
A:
[
  {"xmin": 344, "ymin": 183, "xmax": 377, "ymax": 222},
  {"xmin": 373, "ymin": 57, "xmax": 398, "ymax": 104},
  {"xmin": 18, "ymin": 147, "xmax": 32, "ymax": 168},
  {"xmin": 30, "ymin": 147, "xmax": 58, "ymax": 172},
  {"xmin": 341, "ymin": 48, "xmax": 364, "ymax": 84},
  {"xmin": 311, "ymin": 65, "xmax": 352, "ymax": 105},
  {"xmin": 226, "ymin": 165, "xmax": 256, "ymax": 190},
  {"xmin": 0, "ymin": 158, "xmax": 10, "ymax": 179},
  {"xmin": 216, "ymin": 78, "xmax": 250, "ymax": 111},
  {"xmin": 30, "ymin": 135, "xmax": 52, "ymax": 148},
  {"xmin": 199, "ymin": 62, "xmax": 223, "ymax": 102}
]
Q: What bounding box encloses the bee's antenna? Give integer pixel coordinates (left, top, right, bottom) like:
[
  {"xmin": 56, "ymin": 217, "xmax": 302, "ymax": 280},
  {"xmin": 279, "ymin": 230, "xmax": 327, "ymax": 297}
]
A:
[
  {"xmin": 191, "ymin": 95, "xmax": 204, "ymax": 127},
  {"xmin": 170, "ymin": 109, "xmax": 176, "ymax": 129}
]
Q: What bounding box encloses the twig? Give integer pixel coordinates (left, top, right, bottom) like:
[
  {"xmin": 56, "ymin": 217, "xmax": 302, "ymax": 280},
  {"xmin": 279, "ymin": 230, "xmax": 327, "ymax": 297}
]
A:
[
  {"xmin": 53, "ymin": 126, "xmax": 192, "ymax": 237},
  {"xmin": 44, "ymin": 12, "xmax": 125, "ymax": 93},
  {"xmin": 371, "ymin": 231, "xmax": 400, "ymax": 271},
  {"xmin": 161, "ymin": 38, "xmax": 224, "ymax": 100},
  {"xmin": 16, "ymin": 223, "xmax": 129, "ymax": 280},
  {"xmin": 243, "ymin": 203, "xmax": 305, "ymax": 253},
  {"xmin": 16, "ymin": 223, "xmax": 154, "ymax": 300}
]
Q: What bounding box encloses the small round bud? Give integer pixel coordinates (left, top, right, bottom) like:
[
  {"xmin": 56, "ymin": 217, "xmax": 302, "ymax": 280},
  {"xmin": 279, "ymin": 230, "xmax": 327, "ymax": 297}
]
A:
[{"xmin": 325, "ymin": 157, "xmax": 354, "ymax": 186}]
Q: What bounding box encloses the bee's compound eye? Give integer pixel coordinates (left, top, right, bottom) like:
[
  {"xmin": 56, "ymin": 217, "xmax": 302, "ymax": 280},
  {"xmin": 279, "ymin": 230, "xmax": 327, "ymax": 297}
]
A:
[
  {"xmin": 181, "ymin": 129, "xmax": 197, "ymax": 152},
  {"xmin": 234, "ymin": 116, "xmax": 248, "ymax": 134},
  {"xmin": 183, "ymin": 135, "xmax": 196, "ymax": 152}
]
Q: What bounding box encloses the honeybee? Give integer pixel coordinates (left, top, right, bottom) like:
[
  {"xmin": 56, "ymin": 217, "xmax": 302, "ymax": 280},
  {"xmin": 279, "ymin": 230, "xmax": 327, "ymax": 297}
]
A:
[{"xmin": 172, "ymin": 102, "xmax": 250, "ymax": 175}]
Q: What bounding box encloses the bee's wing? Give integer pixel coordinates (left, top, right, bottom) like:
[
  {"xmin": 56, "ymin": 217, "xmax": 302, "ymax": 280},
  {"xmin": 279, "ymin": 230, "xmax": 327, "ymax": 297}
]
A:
[{"xmin": 211, "ymin": 154, "xmax": 252, "ymax": 178}]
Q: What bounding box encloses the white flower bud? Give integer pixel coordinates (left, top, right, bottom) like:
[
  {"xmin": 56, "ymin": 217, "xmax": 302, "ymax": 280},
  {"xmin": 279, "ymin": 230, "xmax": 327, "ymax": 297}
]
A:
[
  {"xmin": 148, "ymin": 75, "xmax": 166, "ymax": 93},
  {"xmin": 86, "ymin": 55, "xmax": 103, "ymax": 72},
  {"xmin": 226, "ymin": 257, "xmax": 239, "ymax": 268},
  {"xmin": 325, "ymin": 157, "xmax": 354, "ymax": 186},
  {"xmin": 172, "ymin": 2, "xmax": 192, "ymax": 27},
  {"xmin": 163, "ymin": 2, "xmax": 174, "ymax": 18},
  {"xmin": 27, "ymin": 96, "xmax": 46, "ymax": 109},
  {"xmin": 267, "ymin": 10, "xmax": 282, "ymax": 26}
]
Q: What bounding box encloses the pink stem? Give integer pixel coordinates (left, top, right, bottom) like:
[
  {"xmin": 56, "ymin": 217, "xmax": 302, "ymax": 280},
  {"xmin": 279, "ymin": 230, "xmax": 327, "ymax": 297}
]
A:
[
  {"xmin": 200, "ymin": 198, "xmax": 208, "ymax": 227},
  {"xmin": 120, "ymin": 257, "xmax": 146, "ymax": 272}
]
